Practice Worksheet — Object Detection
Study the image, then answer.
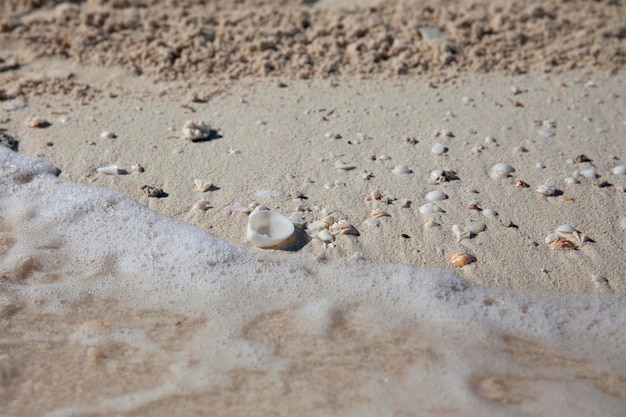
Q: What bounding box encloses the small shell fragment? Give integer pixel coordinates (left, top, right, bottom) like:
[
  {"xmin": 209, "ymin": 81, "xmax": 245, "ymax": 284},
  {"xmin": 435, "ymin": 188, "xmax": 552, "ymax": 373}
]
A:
[
  {"xmin": 224, "ymin": 203, "xmax": 252, "ymax": 214},
  {"xmin": 482, "ymin": 208, "xmax": 497, "ymax": 217},
  {"xmin": 26, "ymin": 117, "xmax": 49, "ymax": 128},
  {"xmin": 335, "ymin": 160, "xmax": 355, "ymax": 170},
  {"xmin": 581, "ymin": 168, "xmax": 597, "ymax": 179},
  {"xmin": 425, "ymin": 190, "xmax": 448, "ymax": 201},
  {"xmin": 514, "ymin": 179, "xmax": 529, "ymax": 188},
  {"xmin": 317, "ymin": 229, "xmax": 335, "ymax": 244},
  {"xmin": 371, "ymin": 209, "xmax": 391, "ymax": 219},
  {"xmin": 566, "ymin": 176, "xmax": 580, "ymax": 185},
  {"xmin": 329, "ymin": 220, "xmax": 359, "ymax": 236},
  {"xmin": 466, "ymin": 222, "xmax": 486, "ymax": 234},
  {"xmin": 548, "ymin": 238, "xmax": 577, "ymax": 250},
  {"xmin": 490, "ymin": 163, "xmax": 515, "ymax": 180},
  {"xmin": 97, "ymin": 165, "xmax": 122, "ymax": 175},
  {"xmin": 194, "ymin": 179, "xmax": 213, "ymax": 192},
  {"xmin": 192, "ymin": 200, "xmax": 210, "ymax": 211},
  {"xmin": 612, "ymin": 165, "xmax": 626, "ymax": 175},
  {"xmin": 452, "ymin": 224, "xmax": 471, "ymax": 242},
  {"xmin": 431, "ymin": 143, "xmax": 448, "ymax": 155},
  {"xmin": 538, "ymin": 128, "xmax": 555, "ymax": 138},
  {"xmin": 288, "ymin": 213, "xmax": 307, "ymax": 226},
  {"xmin": 556, "ymin": 224, "xmax": 576, "ymax": 234},
  {"xmin": 182, "ymin": 120, "xmax": 211, "ymax": 141},
  {"xmin": 99, "ymin": 131, "xmax": 117, "ymax": 139},
  {"xmin": 536, "ymin": 181, "xmax": 557, "ymax": 196},
  {"xmin": 448, "ymin": 252, "xmax": 476, "ymax": 267},
  {"xmin": 545, "ymin": 233, "xmax": 559, "ymax": 244},
  {"xmin": 392, "ymin": 165, "xmax": 412, "ymax": 175},
  {"xmin": 419, "ymin": 203, "xmax": 443, "ymax": 214},
  {"xmin": 307, "ymin": 220, "xmax": 329, "ymax": 233}
]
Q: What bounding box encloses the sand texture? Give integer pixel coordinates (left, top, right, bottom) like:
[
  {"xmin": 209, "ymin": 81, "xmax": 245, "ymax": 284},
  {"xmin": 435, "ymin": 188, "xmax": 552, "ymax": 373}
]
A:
[{"xmin": 1, "ymin": 0, "xmax": 626, "ymax": 416}]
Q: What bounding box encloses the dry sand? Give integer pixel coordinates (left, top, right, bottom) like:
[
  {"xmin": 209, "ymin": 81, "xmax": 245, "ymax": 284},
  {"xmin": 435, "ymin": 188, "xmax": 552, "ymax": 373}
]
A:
[{"xmin": 1, "ymin": 0, "xmax": 626, "ymax": 415}]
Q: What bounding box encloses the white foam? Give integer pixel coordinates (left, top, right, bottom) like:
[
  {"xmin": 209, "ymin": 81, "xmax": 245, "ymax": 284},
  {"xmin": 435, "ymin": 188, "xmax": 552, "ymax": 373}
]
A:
[{"xmin": 1, "ymin": 147, "xmax": 625, "ymax": 416}]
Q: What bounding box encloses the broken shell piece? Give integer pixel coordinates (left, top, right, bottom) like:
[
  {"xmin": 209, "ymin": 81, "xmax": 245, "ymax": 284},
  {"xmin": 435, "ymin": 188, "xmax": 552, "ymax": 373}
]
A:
[
  {"xmin": 548, "ymin": 238, "xmax": 577, "ymax": 250},
  {"xmin": 393, "ymin": 198, "xmax": 409, "ymax": 208},
  {"xmin": 448, "ymin": 252, "xmax": 476, "ymax": 267},
  {"xmin": 26, "ymin": 117, "xmax": 49, "ymax": 128},
  {"xmin": 193, "ymin": 200, "xmax": 210, "ymax": 210},
  {"xmin": 224, "ymin": 203, "xmax": 252, "ymax": 214},
  {"xmin": 514, "ymin": 179, "xmax": 529, "ymax": 188},
  {"xmin": 556, "ymin": 224, "xmax": 576, "ymax": 234},
  {"xmin": 425, "ymin": 190, "xmax": 448, "ymax": 201},
  {"xmin": 612, "ymin": 165, "xmax": 626, "ymax": 175},
  {"xmin": 182, "ymin": 120, "xmax": 211, "ymax": 141},
  {"xmin": 430, "ymin": 169, "xmax": 458, "ymax": 183},
  {"xmin": 97, "ymin": 165, "xmax": 122, "ymax": 175},
  {"xmin": 536, "ymin": 181, "xmax": 557, "ymax": 196},
  {"xmin": 317, "ymin": 229, "xmax": 335, "ymax": 244},
  {"xmin": 419, "ymin": 203, "xmax": 443, "ymax": 214},
  {"xmin": 566, "ymin": 176, "xmax": 580, "ymax": 185},
  {"xmin": 365, "ymin": 218, "xmax": 381, "ymax": 228},
  {"xmin": 288, "ymin": 213, "xmax": 306, "ymax": 226},
  {"xmin": 141, "ymin": 185, "xmax": 164, "ymax": 198},
  {"xmin": 545, "ymin": 233, "xmax": 559, "ymax": 244},
  {"xmin": 371, "ymin": 209, "xmax": 391, "ymax": 219},
  {"xmin": 307, "ymin": 220, "xmax": 329, "ymax": 233},
  {"xmin": 329, "ymin": 220, "xmax": 359, "ymax": 236},
  {"xmin": 99, "ymin": 131, "xmax": 117, "ymax": 139},
  {"xmin": 392, "ymin": 165, "xmax": 412, "ymax": 175},
  {"xmin": 452, "ymin": 224, "xmax": 471, "ymax": 242},
  {"xmin": 490, "ymin": 163, "xmax": 515, "ymax": 180},
  {"xmin": 366, "ymin": 188, "xmax": 382, "ymax": 201},
  {"xmin": 424, "ymin": 221, "xmax": 441, "ymax": 228},
  {"xmin": 431, "ymin": 143, "xmax": 447, "ymax": 155},
  {"xmin": 246, "ymin": 210, "xmax": 295, "ymax": 248},
  {"xmin": 194, "ymin": 179, "xmax": 213, "ymax": 192},
  {"xmin": 466, "ymin": 222, "xmax": 486, "ymax": 234},
  {"xmin": 580, "ymin": 168, "xmax": 597, "ymax": 179},
  {"xmin": 335, "ymin": 160, "xmax": 355, "ymax": 170},
  {"xmin": 483, "ymin": 208, "xmax": 497, "ymax": 217}
]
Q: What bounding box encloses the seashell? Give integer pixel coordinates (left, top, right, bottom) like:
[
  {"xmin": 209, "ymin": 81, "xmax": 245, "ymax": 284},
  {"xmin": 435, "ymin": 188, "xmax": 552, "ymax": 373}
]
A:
[
  {"xmin": 430, "ymin": 169, "xmax": 458, "ymax": 183},
  {"xmin": 99, "ymin": 131, "xmax": 117, "ymax": 139},
  {"xmin": 381, "ymin": 191, "xmax": 397, "ymax": 203},
  {"xmin": 468, "ymin": 201, "xmax": 480, "ymax": 210},
  {"xmin": 538, "ymin": 128, "xmax": 555, "ymax": 138},
  {"xmin": 317, "ymin": 229, "xmax": 335, "ymax": 244},
  {"xmin": 565, "ymin": 176, "xmax": 580, "ymax": 185},
  {"xmin": 482, "ymin": 208, "xmax": 497, "ymax": 217},
  {"xmin": 425, "ymin": 190, "xmax": 448, "ymax": 201},
  {"xmin": 97, "ymin": 165, "xmax": 122, "ymax": 175},
  {"xmin": 368, "ymin": 188, "xmax": 382, "ymax": 201},
  {"xmin": 556, "ymin": 224, "xmax": 576, "ymax": 234},
  {"xmin": 335, "ymin": 160, "xmax": 355, "ymax": 170},
  {"xmin": 536, "ymin": 181, "xmax": 557, "ymax": 196},
  {"xmin": 392, "ymin": 165, "xmax": 412, "ymax": 175},
  {"xmin": 448, "ymin": 252, "xmax": 476, "ymax": 267},
  {"xmin": 224, "ymin": 203, "xmax": 252, "ymax": 214},
  {"xmin": 569, "ymin": 231, "xmax": 587, "ymax": 247},
  {"xmin": 419, "ymin": 203, "xmax": 443, "ymax": 214},
  {"xmin": 192, "ymin": 200, "xmax": 209, "ymax": 211},
  {"xmin": 307, "ymin": 220, "xmax": 329, "ymax": 233},
  {"xmin": 431, "ymin": 143, "xmax": 447, "ymax": 155},
  {"xmin": 514, "ymin": 179, "xmax": 529, "ymax": 188},
  {"xmin": 484, "ymin": 136, "xmax": 497, "ymax": 144},
  {"xmin": 329, "ymin": 220, "xmax": 359, "ymax": 236},
  {"xmin": 545, "ymin": 233, "xmax": 559, "ymax": 244},
  {"xmin": 466, "ymin": 222, "xmax": 486, "ymax": 234},
  {"xmin": 246, "ymin": 210, "xmax": 295, "ymax": 248},
  {"xmin": 321, "ymin": 216, "xmax": 336, "ymax": 227},
  {"xmin": 288, "ymin": 213, "xmax": 306, "ymax": 226},
  {"xmin": 357, "ymin": 171, "xmax": 373, "ymax": 180},
  {"xmin": 256, "ymin": 189, "xmax": 283, "ymax": 198},
  {"xmin": 323, "ymin": 182, "xmax": 334, "ymax": 190},
  {"xmin": 254, "ymin": 205, "xmax": 270, "ymax": 211},
  {"xmin": 182, "ymin": 120, "xmax": 211, "ymax": 141},
  {"xmin": 452, "ymin": 224, "xmax": 471, "ymax": 241},
  {"xmin": 536, "ymin": 162, "xmax": 545, "ymax": 169},
  {"xmin": 612, "ymin": 165, "xmax": 626, "ymax": 175},
  {"xmin": 321, "ymin": 207, "xmax": 336, "ymax": 216},
  {"xmin": 490, "ymin": 163, "xmax": 515, "ymax": 180},
  {"xmin": 591, "ymin": 274, "xmax": 608, "ymax": 283},
  {"xmin": 393, "ymin": 198, "xmax": 409, "ymax": 208},
  {"xmin": 424, "ymin": 221, "xmax": 441, "ymax": 228},
  {"xmin": 194, "ymin": 179, "xmax": 213, "ymax": 192},
  {"xmin": 429, "ymin": 169, "xmax": 445, "ymax": 181},
  {"xmin": 377, "ymin": 154, "xmax": 392, "ymax": 161},
  {"xmin": 580, "ymin": 168, "xmax": 597, "ymax": 179},
  {"xmin": 26, "ymin": 117, "xmax": 49, "ymax": 128},
  {"xmin": 548, "ymin": 238, "xmax": 577, "ymax": 250},
  {"xmin": 371, "ymin": 209, "xmax": 391, "ymax": 219},
  {"xmin": 365, "ymin": 218, "xmax": 381, "ymax": 228}
]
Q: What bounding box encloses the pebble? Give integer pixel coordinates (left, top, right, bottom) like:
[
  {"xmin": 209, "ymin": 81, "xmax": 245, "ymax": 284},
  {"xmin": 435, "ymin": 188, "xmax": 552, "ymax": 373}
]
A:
[
  {"xmin": 431, "ymin": 143, "xmax": 447, "ymax": 155},
  {"xmin": 462, "ymin": 96, "xmax": 474, "ymax": 105}
]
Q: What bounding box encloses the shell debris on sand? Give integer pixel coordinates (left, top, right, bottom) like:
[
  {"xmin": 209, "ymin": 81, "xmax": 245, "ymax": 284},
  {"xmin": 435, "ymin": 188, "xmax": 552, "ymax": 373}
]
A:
[
  {"xmin": 392, "ymin": 165, "xmax": 412, "ymax": 175},
  {"xmin": 425, "ymin": 190, "xmax": 448, "ymax": 201},
  {"xmin": 420, "ymin": 203, "xmax": 444, "ymax": 214},
  {"xmin": 490, "ymin": 163, "xmax": 515, "ymax": 180},
  {"xmin": 246, "ymin": 210, "xmax": 294, "ymax": 248},
  {"xmin": 97, "ymin": 165, "xmax": 124, "ymax": 175},
  {"xmin": 431, "ymin": 143, "xmax": 448, "ymax": 155},
  {"xmin": 194, "ymin": 179, "xmax": 213, "ymax": 192},
  {"xmin": 182, "ymin": 120, "xmax": 211, "ymax": 141},
  {"xmin": 536, "ymin": 181, "xmax": 557, "ymax": 196},
  {"xmin": 449, "ymin": 252, "xmax": 476, "ymax": 267},
  {"xmin": 99, "ymin": 131, "xmax": 117, "ymax": 139},
  {"xmin": 371, "ymin": 209, "xmax": 391, "ymax": 219},
  {"xmin": 25, "ymin": 117, "xmax": 49, "ymax": 128}
]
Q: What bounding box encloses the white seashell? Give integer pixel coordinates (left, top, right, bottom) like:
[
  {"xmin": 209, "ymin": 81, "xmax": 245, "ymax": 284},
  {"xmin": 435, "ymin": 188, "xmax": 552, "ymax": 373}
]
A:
[
  {"xmin": 224, "ymin": 203, "xmax": 251, "ymax": 214},
  {"xmin": 307, "ymin": 220, "xmax": 329, "ymax": 233},
  {"xmin": 466, "ymin": 222, "xmax": 486, "ymax": 234},
  {"xmin": 99, "ymin": 131, "xmax": 117, "ymax": 139},
  {"xmin": 430, "ymin": 169, "xmax": 444, "ymax": 181},
  {"xmin": 323, "ymin": 182, "xmax": 334, "ymax": 190},
  {"xmin": 612, "ymin": 165, "xmax": 626, "ymax": 175},
  {"xmin": 424, "ymin": 221, "xmax": 441, "ymax": 228},
  {"xmin": 490, "ymin": 163, "xmax": 515, "ymax": 180},
  {"xmin": 321, "ymin": 216, "xmax": 336, "ymax": 227},
  {"xmin": 192, "ymin": 200, "xmax": 209, "ymax": 211},
  {"xmin": 566, "ymin": 176, "xmax": 580, "ymax": 185},
  {"xmin": 377, "ymin": 154, "xmax": 392, "ymax": 161},
  {"xmin": 96, "ymin": 165, "xmax": 121, "ymax": 175},
  {"xmin": 536, "ymin": 162, "xmax": 545, "ymax": 169},
  {"xmin": 431, "ymin": 143, "xmax": 447, "ymax": 155},
  {"xmin": 556, "ymin": 224, "xmax": 576, "ymax": 234},
  {"xmin": 182, "ymin": 120, "xmax": 211, "ymax": 141},
  {"xmin": 419, "ymin": 203, "xmax": 443, "ymax": 214},
  {"xmin": 288, "ymin": 213, "xmax": 307, "ymax": 226},
  {"xmin": 484, "ymin": 136, "xmax": 497, "ymax": 144},
  {"xmin": 538, "ymin": 128, "xmax": 555, "ymax": 137},
  {"xmin": 256, "ymin": 189, "xmax": 283, "ymax": 198},
  {"xmin": 194, "ymin": 179, "xmax": 213, "ymax": 192},
  {"xmin": 393, "ymin": 198, "xmax": 409, "ymax": 208},
  {"xmin": 321, "ymin": 207, "xmax": 336, "ymax": 216},
  {"xmin": 545, "ymin": 233, "xmax": 559, "ymax": 244},
  {"xmin": 392, "ymin": 165, "xmax": 412, "ymax": 175},
  {"xmin": 591, "ymin": 274, "xmax": 608, "ymax": 283},
  {"xmin": 246, "ymin": 210, "xmax": 295, "ymax": 248},
  {"xmin": 452, "ymin": 224, "xmax": 471, "ymax": 242},
  {"xmin": 536, "ymin": 181, "xmax": 556, "ymax": 196},
  {"xmin": 425, "ymin": 190, "xmax": 448, "ymax": 201},
  {"xmin": 482, "ymin": 208, "xmax": 497, "ymax": 217},
  {"xmin": 581, "ymin": 168, "xmax": 597, "ymax": 179},
  {"xmin": 317, "ymin": 229, "xmax": 334, "ymax": 244},
  {"xmin": 335, "ymin": 160, "xmax": 355, "ymax": 170}
]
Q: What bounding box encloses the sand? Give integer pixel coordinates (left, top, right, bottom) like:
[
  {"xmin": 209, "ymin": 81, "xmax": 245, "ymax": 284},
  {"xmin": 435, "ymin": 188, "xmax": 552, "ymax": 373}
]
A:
[{"xmin": 1, "ymin": 0, "xmax": 626, "ymax": 415}]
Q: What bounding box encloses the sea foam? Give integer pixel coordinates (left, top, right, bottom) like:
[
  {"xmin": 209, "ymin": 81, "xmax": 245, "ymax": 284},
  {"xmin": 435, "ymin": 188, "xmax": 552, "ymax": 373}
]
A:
[{"xmin": 1, "ymin": 146, "xmax": 625, "ymax": 416}]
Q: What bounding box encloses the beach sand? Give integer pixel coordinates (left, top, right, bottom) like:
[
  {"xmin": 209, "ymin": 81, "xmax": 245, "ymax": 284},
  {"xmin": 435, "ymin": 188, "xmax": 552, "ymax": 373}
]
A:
[{"xmin": 1, "ymin": 0, "xmax": 625, "ymax": 416}]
